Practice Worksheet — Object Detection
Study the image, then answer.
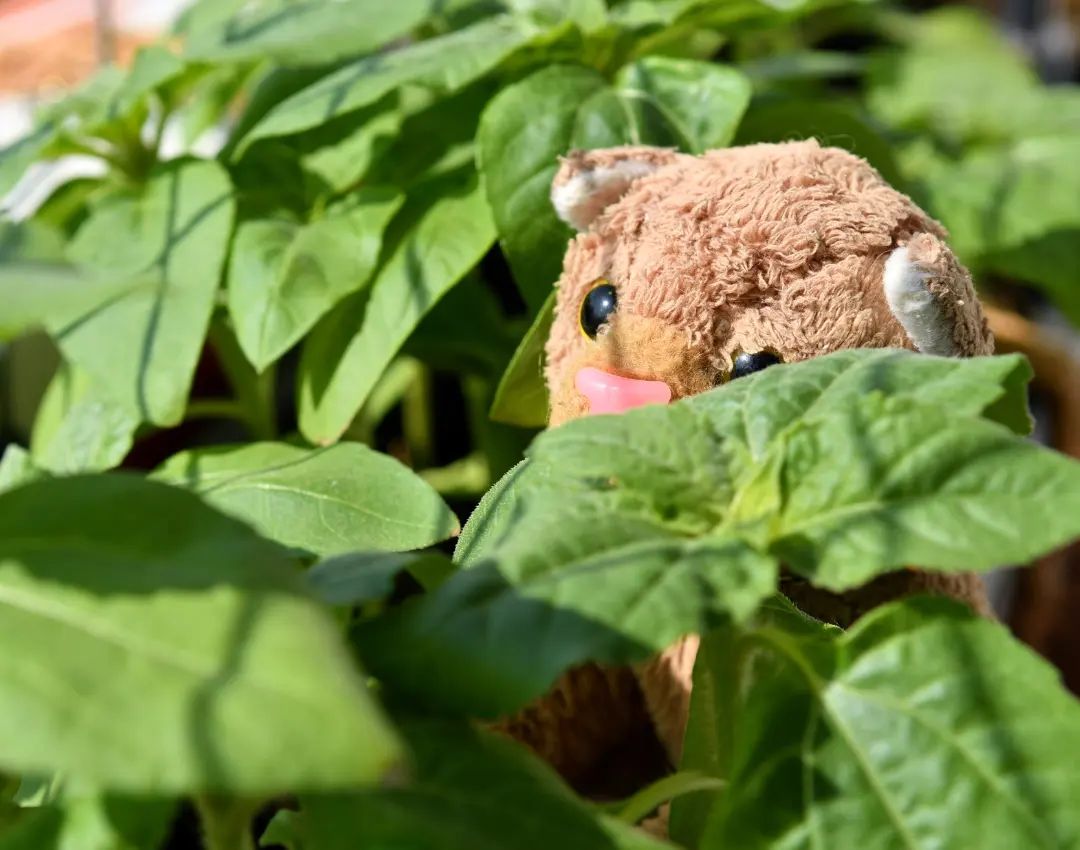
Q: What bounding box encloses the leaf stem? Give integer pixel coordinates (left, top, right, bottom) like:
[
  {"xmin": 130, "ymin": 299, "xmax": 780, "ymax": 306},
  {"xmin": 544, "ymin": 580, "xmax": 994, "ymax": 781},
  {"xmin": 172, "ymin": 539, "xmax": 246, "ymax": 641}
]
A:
[
  {"xmin": 605, "ymin": 770, "xmax": 727, "ymax": 824},
  {"xmin": 195, "ymin": 795, "xmax": 258, "ymax": 850},
  {"xmin": 184, "ymin": 398, "xmax": 248, "ymax": 422},
  {"xmin": 208, "ymin": 317, "xmax": 277, "ymax": 441}
]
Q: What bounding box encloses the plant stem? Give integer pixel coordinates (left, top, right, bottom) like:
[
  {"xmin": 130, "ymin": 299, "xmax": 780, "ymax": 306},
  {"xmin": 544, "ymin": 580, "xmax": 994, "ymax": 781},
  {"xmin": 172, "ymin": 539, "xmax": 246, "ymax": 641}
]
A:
[
  {"xmin": 207, "ymin": 317, "xmax": 277, "ymax": 441},
  {"xmin": 402, "ymin": 365, "xmax": 433, "ymax": 468},
  {"xmin": 600, "ymin": 770, "xmax": 727, "ymax": 825},
  {"xmin": 184, "ymin": 398, "xmax": 248, "ymax": 422},
  {"xmin": 195, "ymin": 795, "xmax": 257, "ymax": 850}
]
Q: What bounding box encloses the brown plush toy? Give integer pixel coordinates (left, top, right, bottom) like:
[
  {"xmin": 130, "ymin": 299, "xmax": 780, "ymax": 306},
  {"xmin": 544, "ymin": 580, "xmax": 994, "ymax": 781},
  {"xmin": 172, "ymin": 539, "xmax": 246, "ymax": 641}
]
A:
[{"xmin": 495, "ymin": 140, "xmax": 995, "ymax": 807}]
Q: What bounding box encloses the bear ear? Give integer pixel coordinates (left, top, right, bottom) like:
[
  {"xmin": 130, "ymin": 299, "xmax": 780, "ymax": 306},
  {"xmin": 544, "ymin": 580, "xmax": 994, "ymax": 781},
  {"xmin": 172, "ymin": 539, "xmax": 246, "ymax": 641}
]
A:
[
  {"xmin": 882, "ymin": 234, "xmax": 990, "ymax": 356},
  {"xmin": 551, "ymin": 146, "xmax": 679, "ymax": 231}
]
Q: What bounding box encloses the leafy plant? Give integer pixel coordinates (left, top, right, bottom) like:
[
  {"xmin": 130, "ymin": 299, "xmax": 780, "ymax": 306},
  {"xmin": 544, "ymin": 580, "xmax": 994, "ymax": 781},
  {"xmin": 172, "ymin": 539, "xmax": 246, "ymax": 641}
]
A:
[{"xmin": 1, "ymin": 1, "xmax": 1080, "ymax": 848}]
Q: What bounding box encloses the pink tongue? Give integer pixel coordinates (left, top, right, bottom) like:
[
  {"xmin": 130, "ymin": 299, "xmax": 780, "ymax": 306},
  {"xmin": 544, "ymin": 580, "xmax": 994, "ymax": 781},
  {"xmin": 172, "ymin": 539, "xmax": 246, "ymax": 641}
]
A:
[{"xmin": 575, "ymin": 367, "xmax": 672, "ymax": 415}]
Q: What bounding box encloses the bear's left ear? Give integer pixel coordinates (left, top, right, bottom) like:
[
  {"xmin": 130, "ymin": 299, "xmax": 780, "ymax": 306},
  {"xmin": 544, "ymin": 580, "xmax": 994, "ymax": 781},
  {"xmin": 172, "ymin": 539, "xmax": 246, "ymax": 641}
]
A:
[
  {"xmin": 882, "ymin": 233, "xmax": 993, "ymax": 357},
  {"xmin": 551, "ymin": 146, "xmax": 679, "ymax": 231}
]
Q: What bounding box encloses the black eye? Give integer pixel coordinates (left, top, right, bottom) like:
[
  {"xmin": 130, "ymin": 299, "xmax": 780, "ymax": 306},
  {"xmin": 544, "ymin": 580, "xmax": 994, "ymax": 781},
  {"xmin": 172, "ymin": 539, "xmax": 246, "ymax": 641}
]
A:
[
  {"xmin": 731, "ymin": 351, "xmax": 782, "ymax": 379},
  {"xmin": 580, "ymin": 281, "xmax": 617, "ymax": 339}
]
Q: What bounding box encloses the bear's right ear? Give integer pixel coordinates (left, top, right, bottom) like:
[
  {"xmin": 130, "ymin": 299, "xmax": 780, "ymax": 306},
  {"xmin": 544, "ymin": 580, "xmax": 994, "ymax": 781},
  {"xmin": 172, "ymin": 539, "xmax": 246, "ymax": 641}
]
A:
[{"xmin": 551, "ymin": 146, "xmax": 678, "ymax": 231}]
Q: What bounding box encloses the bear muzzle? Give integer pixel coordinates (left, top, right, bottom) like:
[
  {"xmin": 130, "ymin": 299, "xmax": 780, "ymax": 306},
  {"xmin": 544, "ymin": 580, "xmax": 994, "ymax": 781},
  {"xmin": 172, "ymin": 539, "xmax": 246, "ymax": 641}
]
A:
[{"xmin": 574, "ymin": 367, "xmax": 672, "ymax": 415}]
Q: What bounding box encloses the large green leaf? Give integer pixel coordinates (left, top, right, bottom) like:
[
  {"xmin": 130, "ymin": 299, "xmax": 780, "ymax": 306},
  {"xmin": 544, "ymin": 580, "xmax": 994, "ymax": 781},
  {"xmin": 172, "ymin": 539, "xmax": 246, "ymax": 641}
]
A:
[
  {"xmin": 690, "ymin": 598, "xmax": 1080, "ymax": 849},
  {"xmin": 0, "ymin": 263, "xmax": 130, "ymax": 344},
  {"xmin": 306, "ymin": 551, "xmax": 455, "ymax": 606},
  {"xmin": 355, "ymin": 534, "xmax": 776, "ymax": 715},
  {"xmin": 152, "ymin": 442, "xmax": 458, "ymax": 557},
  {"xmin": 235, "ymin": 15, "xmax": 537, "ymax": 154},
  {"xmin": 0, "ymin": 475, "xmax": 401, "ymax": 793},
  {"xmin": 356, "ymin": 350, "xmax": 1077, "ymax": 715},
  {"xmin": 462, "ymin": 350, "xmax": 1037, "ymax": 568},
  {"xmin": 614, "ymin": 56, "xmax": 750, "ymax": 151},
  {"xmin": 516, "ymin": 352, "xmax": 1073, "ymax": 591},
  {"xmin": 508, "ymin": 0, "xmax": 608, "ymax": 30},
  {"xmin": 477, "ymin": 62, "xmax": 749, "ymax": 310},
  {"xmin": 30, "ymin": 362, "xmax": 138, "ymax": 474},
  {"xmin": 298, "ymin": 718, "xmax": 673, "ymax": 850},
  {"xmin": 769, "ymin": 393, "xmax": 1080, "ymax": 589},
  {"xmin": 297, "ymin": 168, "xmax": 495, "ymax": 445},
  {"xmin": 0, "ymin": 447, "xmax": 44, "ymax": 496},
  {"xmin": 226, "ymin": 188, "xmax": 403, "ymax": 372},
  {"xmin": 0, "ymin": 218, "xmax": 66, "ymax": 261},
  {"xmin": 489, "ymin": 290, "xmax": 555, "ymax": 427},
  {"xmin": 0, "ymin": 220, "xmax": 121, "ymax": 342},
  {"xmin": 476, "ymin": 65, "xmax": 608, "ymax": 311},
  {"xmin": 297, "ymin": 96, "xmax": 405, "ymax": 194},
  {"xmin": 184, "ymin": 0, "xmax": 433, "ymax": 65},
  {"xmin": 52, "ymin": 160, "xmax": 235, "ymax": 426}
]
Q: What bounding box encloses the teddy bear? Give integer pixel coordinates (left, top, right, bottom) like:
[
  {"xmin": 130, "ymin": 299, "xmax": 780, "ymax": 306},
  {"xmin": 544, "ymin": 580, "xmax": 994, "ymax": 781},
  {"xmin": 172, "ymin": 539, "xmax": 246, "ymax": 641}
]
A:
[{"xmin": 493, "ymin": 140, "xmax": 995, "ymax": 804}]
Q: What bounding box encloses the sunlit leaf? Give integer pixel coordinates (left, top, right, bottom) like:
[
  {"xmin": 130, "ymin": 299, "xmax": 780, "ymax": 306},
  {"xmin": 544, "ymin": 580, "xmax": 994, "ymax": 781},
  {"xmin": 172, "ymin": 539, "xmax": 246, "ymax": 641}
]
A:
[
  {"xmin": 153, "ymin": 442, "xmax": 458, "ymax": 556},
  {"xmin": 0, "ymin": 476, "xmax": 401, "ymax": 793}
]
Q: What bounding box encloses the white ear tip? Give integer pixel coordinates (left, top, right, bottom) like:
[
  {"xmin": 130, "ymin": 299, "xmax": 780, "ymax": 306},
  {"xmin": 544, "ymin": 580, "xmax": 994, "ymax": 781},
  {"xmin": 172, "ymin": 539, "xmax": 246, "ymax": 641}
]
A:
[
  {"xmin": 883, "ymin": 246, "xmax": 958, "ymax": 356},
  {"xmin": 551, "ymin": 160, "xmax": 658, "ymax": 231}
]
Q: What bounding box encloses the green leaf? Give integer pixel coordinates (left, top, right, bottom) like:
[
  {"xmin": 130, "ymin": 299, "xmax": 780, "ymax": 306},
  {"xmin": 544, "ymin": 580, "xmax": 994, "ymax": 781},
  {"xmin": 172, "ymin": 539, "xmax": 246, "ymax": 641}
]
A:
[
  {"xmin": 152, "ymin": 442, "xmax": 458, "ymax": 557},
  {"xmin": 513, "ymin": 351, "xmax": 1070, "ymax": 592},
  {"xmin": 0, "ymin": 124, "xmax": 58, "ymax": 198},
  {"xmin": 770, "ymin": 393, "xmax": 1080, "ymax": 590},
  {"xmin": 694, "ymin": 598, "xmax": 1080, "ymax": 849},
  {"xmin": 298, "ymin": 717, "xmax": 673, "ymax": 850},
  {"xmin": 226, "ymin": 188, "xmax": 403, "ymax": 372},
  {"xmin": 0, "ymin": 794, "xmax": 174, "ymax": 850},
  {"xmin": 297, "ymin": 167, "xmax": 495, "ymax": 445},
  {"xmin": 452, "ymin": 459, "xmax": 531, "ymax": 566},
  {"xmin": 477, "ymin": 62, "xmax": 749, "ymax": 309},
  {"xmin": 462, "ymin": 350, "xmax": 1036, "ymax": 568},
  {"xmin": 0, "ymin": 262, "xmax": 129, "ymax": 344},
  {"xmin": 307, "ymin": 551, "xmax": 455, "ymax": 606},
  {"xmin": 356, "ymin": 534, "xmax": 776, "ymax": 715},
  {"xmin": 475, "ymin": 65, "xmax": 608, "ymax": 312},
  {"xmin": 508, "ymin": 0, "xmax": 608, "ymax": 30},
  {"xmin": 297, "ymin": 96, "xmax": 405, "ymax": 194},
  {"xmin": 914, "ymin": 137, "xmax": 1080, "ymax": 324},
  {"xmin": 235, "ymin": 15, "xmax": 537, "ymax": 154},
  {"xmin": 53, "ymin": 159, "xmax": 235, "ymax": 426},
  {"xmin": 0, "ymin": 475, "xmax": 401, "ymax": 793},
  {"xmin": 0, "ymin": 447, "xmax": 44, "ymax": 496},
  {"xmin": 260, "ymin": 809, "xmax": 304, "ymax": 850},
  {"xmin": 30, "ymin": 362, "xmax": 138, "ymax": 474},
  {"xmin": 0, "ymin": 218, "xmax": 66, "ymax": 261},
  {"xmin": 363, "ymin": 83, "xmax": 494, "ymax": 189},
  {"xmin": 669, "ymin": 597, "xmax": 836, "ymax": 846},
  {"xmin": 489, "ymin": 290, "xmax": 555, "ymax": 427},
  {"xmin": 184, "ymin": 0, "xmax": 433, "ymax": 65},
  {"xmin": 866, "ymin": 9, "xmax": 1037, "ymax": 147},
  {"xmin": 615, "ymin": 56, "xmax": 751, "ymax": 151},
  {"xmin": 362, "ymin": 350, "xmax": 1065, "ymax": 714}
]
